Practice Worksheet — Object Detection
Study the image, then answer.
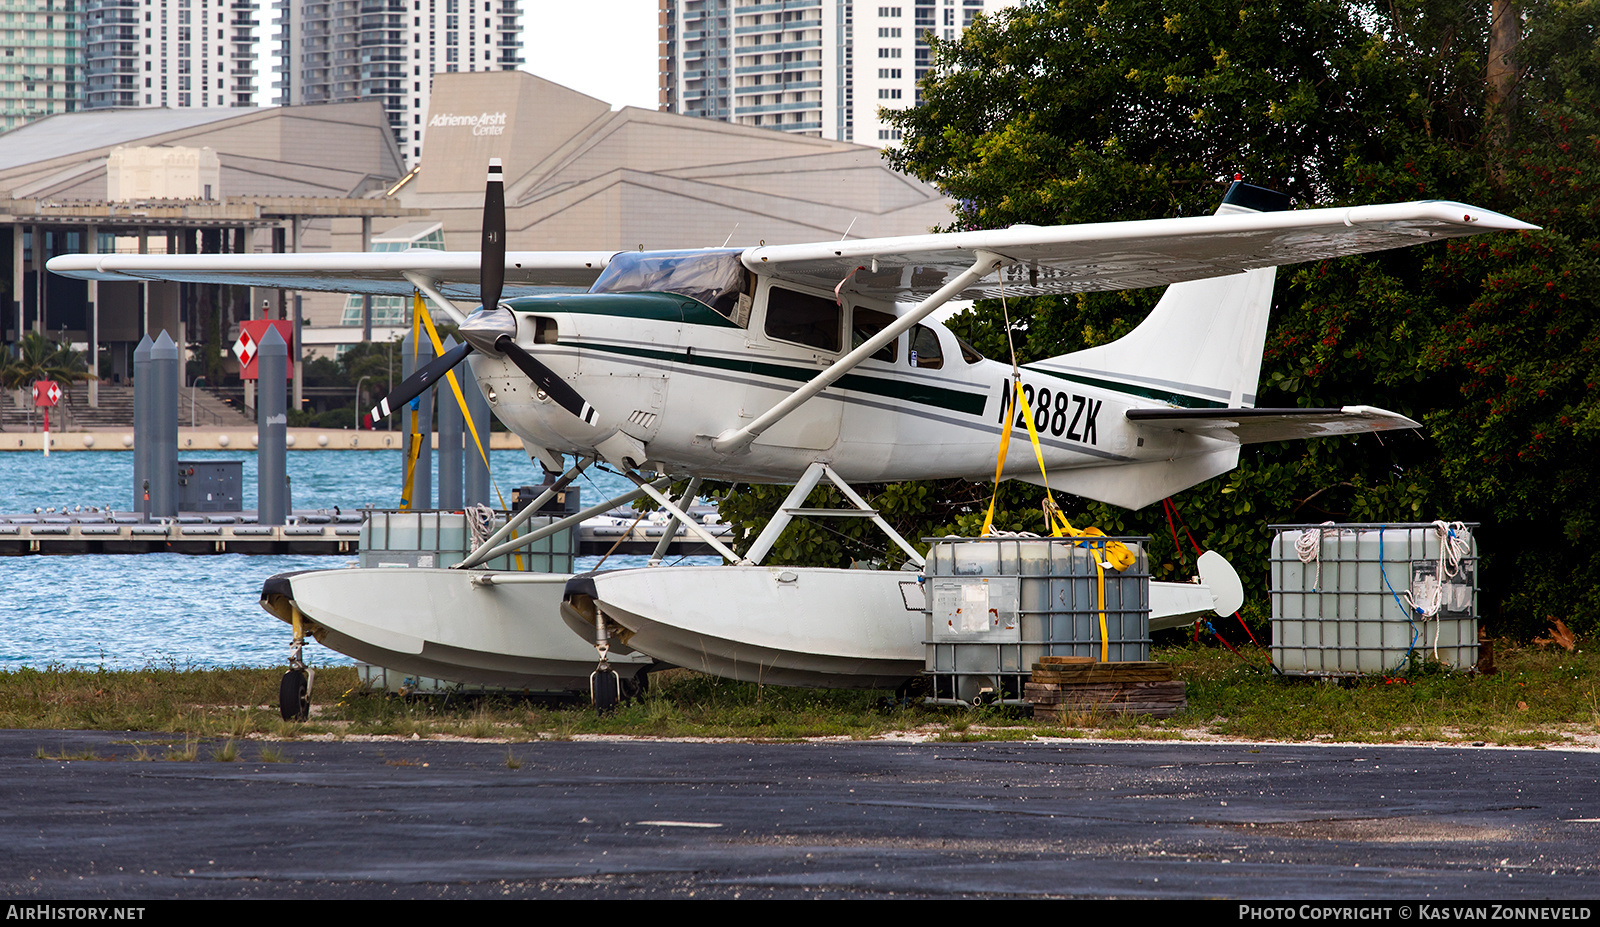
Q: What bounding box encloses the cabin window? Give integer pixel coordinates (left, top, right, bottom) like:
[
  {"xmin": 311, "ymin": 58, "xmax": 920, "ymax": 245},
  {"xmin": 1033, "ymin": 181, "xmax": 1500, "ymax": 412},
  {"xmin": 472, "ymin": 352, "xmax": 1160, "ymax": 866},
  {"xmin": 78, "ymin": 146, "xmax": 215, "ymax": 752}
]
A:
[
  {"xmin": 765, "ymin": 286, "xmax": 841, "ymax": 353},
  {"xmin": 956, "ymin": 334, "xmax": 983, "ymax": 364},
  {"xmin": 910, "ymin": 324, "xmax": 943, "ymax": 369},
  {"xmin": 850, "ymin": 307, "xmax": 897, "ymax": 362}
]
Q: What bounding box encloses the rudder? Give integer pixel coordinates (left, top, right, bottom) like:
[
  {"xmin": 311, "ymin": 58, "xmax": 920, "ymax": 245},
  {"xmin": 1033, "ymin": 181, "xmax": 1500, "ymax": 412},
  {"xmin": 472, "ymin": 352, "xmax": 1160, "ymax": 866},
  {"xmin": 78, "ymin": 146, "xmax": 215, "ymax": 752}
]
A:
[{"xmin": 1029, "ymin": 182, "xmax": 1291, "ymax": 409}]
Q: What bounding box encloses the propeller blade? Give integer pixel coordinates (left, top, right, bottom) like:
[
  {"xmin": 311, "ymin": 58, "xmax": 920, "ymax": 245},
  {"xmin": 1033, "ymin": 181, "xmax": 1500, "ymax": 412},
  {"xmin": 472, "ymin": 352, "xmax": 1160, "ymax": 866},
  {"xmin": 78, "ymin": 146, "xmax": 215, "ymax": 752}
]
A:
[
  {"xmin": 481, "ymin": 158, "xmax": 505, "ymax": 311},
  {"xmin": 364, "ymin": 341, "xmax": 475, "ymax": 427},
  {"xmin": 466, "ymin": 162, "xmax": 598, "ymax": 427},
  {"xmin": 495, "ymin": 334, "xmax": 597, "ymax": 426}
]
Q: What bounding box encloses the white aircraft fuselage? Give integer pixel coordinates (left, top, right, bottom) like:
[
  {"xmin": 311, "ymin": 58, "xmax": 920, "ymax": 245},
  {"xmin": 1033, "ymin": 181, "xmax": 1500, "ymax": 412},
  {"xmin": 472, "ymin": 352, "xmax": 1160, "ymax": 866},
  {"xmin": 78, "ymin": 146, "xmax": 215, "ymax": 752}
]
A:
[{"xmin": 471, "ymin": 283, "xmax": 1189, "ymax": 489}]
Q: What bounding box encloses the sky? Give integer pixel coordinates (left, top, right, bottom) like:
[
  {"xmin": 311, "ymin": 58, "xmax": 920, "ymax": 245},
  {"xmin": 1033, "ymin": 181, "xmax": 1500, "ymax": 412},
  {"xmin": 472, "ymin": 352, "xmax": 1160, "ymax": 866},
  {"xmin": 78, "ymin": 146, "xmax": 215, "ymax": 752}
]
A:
[
  {"xmin": 520, "ymin": 0, "xmax": 661, "ymax": 109},
  {"xmin": 254, "ymin": 0, "xmax": 662, "ymax": 110}
]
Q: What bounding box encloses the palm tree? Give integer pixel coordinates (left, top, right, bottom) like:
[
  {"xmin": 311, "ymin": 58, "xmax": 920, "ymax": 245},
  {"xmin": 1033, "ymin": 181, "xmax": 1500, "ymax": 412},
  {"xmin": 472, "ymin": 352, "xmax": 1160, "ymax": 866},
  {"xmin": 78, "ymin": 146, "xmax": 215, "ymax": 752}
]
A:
[{"xmin": 0, "ymin": 333, "xmax": 93, "ymax": 430}]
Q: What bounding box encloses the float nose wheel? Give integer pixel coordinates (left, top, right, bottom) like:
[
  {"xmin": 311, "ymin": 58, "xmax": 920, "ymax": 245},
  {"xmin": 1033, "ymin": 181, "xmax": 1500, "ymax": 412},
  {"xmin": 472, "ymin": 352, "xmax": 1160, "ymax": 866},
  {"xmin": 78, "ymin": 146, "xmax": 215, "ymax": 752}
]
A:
[
  {"xmin": 589, "ymin": 604, "xmax": 621, "ymax": 715},
  {"xmin": 280, "ymin": 605, "xmax": 314, "ymax": 722},
  {"xmin": 591, "ymin": 667, "xmax": 620, "ymax": 715},
  {"xmin": 279, "ymin": 669, "xmax": 310, "ymax": 722}
]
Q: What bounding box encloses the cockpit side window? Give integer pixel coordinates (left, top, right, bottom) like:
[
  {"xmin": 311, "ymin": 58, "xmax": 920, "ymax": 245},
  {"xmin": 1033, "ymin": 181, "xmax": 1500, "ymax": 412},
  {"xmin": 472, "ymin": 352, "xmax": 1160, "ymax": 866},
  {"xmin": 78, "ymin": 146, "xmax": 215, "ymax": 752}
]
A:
[
  {"xmin": 588, "ymin": 249, "xmax": 747, "ymax": 320},
  {"xmin": 851, "ymin": 307, "xmax": 897, "ymax": 362},
  {"xmin": 910, "ymin": 324, "xmax": 944, "ymax": 369},
  {"xmin": 956, "ymin": 334, "xmax": 984, "ymax": 364},
  {"xmin": 765, "ymin": 286, "xmax": 842, "ymax": 352}
]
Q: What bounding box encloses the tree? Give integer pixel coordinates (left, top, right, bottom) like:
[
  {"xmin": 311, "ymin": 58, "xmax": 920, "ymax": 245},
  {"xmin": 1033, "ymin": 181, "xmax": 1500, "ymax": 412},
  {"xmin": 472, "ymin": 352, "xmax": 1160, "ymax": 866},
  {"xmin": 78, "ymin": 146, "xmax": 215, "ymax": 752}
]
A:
[
  {"xmin": 712, "ymin": 0, "xmax": 1600, "ymax": 638},
  {"xmin": 0, "ymin": 332, "xmax": 94, "ymax": 391},
  {"xmin": 873, "ymin": 0, "xmax": 1600, "ymax": 636}
]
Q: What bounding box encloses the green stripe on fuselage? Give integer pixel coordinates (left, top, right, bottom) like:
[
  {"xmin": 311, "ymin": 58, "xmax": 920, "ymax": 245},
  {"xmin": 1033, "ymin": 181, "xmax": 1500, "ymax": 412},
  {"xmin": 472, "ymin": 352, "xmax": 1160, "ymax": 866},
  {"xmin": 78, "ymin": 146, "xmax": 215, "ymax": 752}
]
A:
[
  {"xmin": 507, "ymin": 290, "xmax": 986, "ymax": 415},
  {"xmin": 1020, "ymin": 364, "xmax": 1227, "ymax": 409},
  {"xmin": 505, "ymin": 291, "xmax": 742, "ymax": 328},
  {"xmin": 585, "ymin": 342, "xmax": 989, "ymax": 417}
]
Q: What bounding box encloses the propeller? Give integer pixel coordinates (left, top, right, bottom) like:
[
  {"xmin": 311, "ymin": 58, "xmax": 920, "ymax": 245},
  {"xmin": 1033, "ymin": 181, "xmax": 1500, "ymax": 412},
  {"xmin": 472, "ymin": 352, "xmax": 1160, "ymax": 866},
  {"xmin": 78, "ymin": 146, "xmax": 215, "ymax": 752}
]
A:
[
  {"xmin": 362, "ymin": 341, "xmax": 472, "ymax": 428},
  {"xmin": 362, "ymin": 157, "xmax": 600, "ymax": 429}
]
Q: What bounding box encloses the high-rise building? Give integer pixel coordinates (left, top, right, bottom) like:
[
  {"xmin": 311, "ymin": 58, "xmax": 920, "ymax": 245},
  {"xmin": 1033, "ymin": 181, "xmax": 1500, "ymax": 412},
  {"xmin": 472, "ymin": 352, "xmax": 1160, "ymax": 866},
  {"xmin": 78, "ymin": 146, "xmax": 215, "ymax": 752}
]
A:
[
  {"xmin": 83, "ymin": 0, "xmax": 259, "ymax": 110},
  {"xmin": 658, "ymin": 0, "xmax": 1015, "ymax": 144},
  {"xmin": 0, "ymin": 0, "xmax": 83, "ymax": 132},
  {"xmin": 274, "ymin": 0, "xmax": 524, "ymax": 164}
]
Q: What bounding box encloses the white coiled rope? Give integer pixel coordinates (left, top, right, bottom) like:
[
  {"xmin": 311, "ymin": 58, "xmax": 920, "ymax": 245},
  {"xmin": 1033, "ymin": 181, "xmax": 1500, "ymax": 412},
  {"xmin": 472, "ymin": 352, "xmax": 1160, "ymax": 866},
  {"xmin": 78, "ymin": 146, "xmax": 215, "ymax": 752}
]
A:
[
  {"xmin": 466, "ymin": 503, "xmax": 497, "ymax": 551},
  {"xmin": 1295, "ymin": 521, "xmax": 1338, "ymax": 591},
  {"xmin": 1405, "ymin": 519, "xmax": 1472, "ymax": 618}
]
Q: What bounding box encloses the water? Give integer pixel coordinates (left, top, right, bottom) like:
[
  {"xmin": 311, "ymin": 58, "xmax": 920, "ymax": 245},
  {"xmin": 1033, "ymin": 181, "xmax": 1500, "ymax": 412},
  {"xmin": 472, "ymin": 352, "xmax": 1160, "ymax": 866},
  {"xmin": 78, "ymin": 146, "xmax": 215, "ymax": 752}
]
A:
[
  {"xmin": 0, "ymin": 447, "xmax": 633, "ymax": 514},
  {"xmin": 0, "ymin": 449, "xmax": 715, "ymax": 671}
]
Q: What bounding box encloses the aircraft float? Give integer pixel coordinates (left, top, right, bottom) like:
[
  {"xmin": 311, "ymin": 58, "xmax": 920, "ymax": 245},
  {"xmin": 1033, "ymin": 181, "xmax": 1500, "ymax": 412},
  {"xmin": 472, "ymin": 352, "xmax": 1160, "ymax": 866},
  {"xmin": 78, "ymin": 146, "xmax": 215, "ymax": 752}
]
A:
[{"xmin": 50, "ymin": 162, "xmax": 1534, "ymax": 714}]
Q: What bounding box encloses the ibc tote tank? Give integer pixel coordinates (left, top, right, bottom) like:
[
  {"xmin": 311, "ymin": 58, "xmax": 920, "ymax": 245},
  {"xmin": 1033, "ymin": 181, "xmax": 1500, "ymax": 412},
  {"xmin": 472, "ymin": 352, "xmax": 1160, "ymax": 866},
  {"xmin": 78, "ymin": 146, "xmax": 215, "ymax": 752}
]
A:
[
  {"xmin": 1270, "ymin": 522, "xmax": 1478, "ymax": 676},
  {"xmin": 923, "ymin": 535, "xmax": 1151, "ymax": 705}
]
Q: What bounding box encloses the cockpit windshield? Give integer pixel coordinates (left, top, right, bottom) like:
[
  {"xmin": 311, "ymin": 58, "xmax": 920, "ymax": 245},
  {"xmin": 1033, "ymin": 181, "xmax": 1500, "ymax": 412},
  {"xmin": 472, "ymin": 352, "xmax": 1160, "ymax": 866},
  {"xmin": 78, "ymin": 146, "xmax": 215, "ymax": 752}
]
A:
[{"xmin": 588, "ymin": 249, "xmax": 747, "ymax": 319}]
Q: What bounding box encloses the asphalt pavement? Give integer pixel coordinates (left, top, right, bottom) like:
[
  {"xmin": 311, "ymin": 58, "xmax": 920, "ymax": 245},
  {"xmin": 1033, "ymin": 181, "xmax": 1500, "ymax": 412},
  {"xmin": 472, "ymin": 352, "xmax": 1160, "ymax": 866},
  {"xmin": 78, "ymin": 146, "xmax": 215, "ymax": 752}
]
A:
[{"xmin": 4, "ymin": 731, "xmax": 1598, "ymax": 899}]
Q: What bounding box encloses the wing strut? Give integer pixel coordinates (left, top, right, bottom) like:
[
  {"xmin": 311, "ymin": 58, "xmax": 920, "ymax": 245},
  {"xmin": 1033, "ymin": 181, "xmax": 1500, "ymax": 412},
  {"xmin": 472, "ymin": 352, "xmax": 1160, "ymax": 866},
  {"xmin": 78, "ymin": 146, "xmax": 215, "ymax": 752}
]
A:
[
  {"xmin": 403, "ymin": 271, "xmax": 471, "ymax": 326},
  {"xmin": 710, "ymin": 249, "xmax": 1006, "ymax": 454}
]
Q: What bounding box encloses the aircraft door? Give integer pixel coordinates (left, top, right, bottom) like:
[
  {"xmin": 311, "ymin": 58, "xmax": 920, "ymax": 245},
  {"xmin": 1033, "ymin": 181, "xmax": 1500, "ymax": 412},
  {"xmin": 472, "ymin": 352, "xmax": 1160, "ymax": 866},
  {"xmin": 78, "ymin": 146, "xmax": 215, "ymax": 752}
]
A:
[{"xmin": 746, "ymin": 281, "xmax": 843, "ymax": 451}]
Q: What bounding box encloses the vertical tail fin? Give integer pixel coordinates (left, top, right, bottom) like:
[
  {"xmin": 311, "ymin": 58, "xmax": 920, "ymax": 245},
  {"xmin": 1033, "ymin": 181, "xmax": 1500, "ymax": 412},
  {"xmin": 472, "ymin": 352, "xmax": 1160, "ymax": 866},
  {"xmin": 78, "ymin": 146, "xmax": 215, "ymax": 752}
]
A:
[{"xmin": 1030, "ymin": 182, "xmax": 1291, "ymax": 409}]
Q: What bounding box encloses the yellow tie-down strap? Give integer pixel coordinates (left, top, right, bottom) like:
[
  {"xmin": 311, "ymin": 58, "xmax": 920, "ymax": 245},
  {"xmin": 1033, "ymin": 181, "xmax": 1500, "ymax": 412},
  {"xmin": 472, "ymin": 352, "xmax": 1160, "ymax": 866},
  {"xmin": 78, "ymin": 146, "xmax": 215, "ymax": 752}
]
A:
[
  {"xmin": 413, "ymin": 293, "xmax": 524, "ymax": 566},
  {"xmin": 983, "ymin": 378, "xmax": 1136, "ymax": 661}
]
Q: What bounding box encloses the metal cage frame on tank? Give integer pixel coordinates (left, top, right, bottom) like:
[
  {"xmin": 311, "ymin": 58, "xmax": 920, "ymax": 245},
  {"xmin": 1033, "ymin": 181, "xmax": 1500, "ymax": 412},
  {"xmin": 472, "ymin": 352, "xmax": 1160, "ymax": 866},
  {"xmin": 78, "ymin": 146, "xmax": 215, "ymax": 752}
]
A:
[
  {"xmin": 1269, "ymin": 522, "xmax": 1479, "ymax": 676},
  {"xmin": 359, "ymin": 508, "xmax": 576, "ymax": 573},
  {"xmin": 922, "ymin": 535, "xmax": 1153, "ymax": 707}
]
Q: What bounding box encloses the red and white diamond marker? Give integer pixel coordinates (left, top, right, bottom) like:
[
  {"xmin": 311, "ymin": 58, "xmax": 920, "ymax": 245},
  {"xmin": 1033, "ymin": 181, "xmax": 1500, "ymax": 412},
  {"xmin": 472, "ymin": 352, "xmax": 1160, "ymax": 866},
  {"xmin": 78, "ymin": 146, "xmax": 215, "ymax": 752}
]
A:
[{"xmin": 233, "ymin": 328, "xmax": 257, "ymax": 366}]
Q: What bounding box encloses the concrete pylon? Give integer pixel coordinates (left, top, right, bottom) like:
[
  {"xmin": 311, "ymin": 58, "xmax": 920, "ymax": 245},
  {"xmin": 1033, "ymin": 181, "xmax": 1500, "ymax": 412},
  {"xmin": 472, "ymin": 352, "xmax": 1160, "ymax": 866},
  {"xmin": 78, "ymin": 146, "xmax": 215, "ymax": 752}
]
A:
[
  {"xmin": 132, "ymin": 335, "xmax": 152, "ymax": 514},
  {"xmin": 399, "ymin": 330, "xmax": 434, "ymax": 510},
  {"xmin": 464, "ymin": 361, "xmax": 491, "ymax": 509},
  {"xmin": 437, "ymin": 335, "xmax": 464, "ymax": 511},
  {"xmin": 256, "ymin": 325, "xmax": 288, "ymax": 526},
  {"xmin": 148, "ymin": 332, "xmax": 179, "ymax": 518}
]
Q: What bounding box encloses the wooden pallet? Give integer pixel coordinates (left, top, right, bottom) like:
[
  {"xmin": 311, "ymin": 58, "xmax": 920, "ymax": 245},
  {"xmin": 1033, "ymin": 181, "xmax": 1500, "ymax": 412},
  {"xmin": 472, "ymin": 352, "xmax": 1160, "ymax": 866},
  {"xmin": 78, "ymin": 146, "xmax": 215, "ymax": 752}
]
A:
[{"xmin": 1025, "ymin": 658, "xmax": 1186, "ymax": 718}]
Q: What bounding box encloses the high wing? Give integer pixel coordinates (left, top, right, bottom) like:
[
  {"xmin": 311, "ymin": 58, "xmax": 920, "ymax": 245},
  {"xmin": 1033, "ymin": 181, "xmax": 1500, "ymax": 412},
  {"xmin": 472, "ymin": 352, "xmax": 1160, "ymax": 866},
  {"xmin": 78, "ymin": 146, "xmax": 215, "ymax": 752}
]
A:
[
  {"xmin": 45, "ymin": 250, "xmax": 614, "ymax": 300},
  {"xmin": 741, "ymin": 200, "xmax": 1537, "ymax": 302},
  {"xmin": 1125, "ymin": 406, "xmax": 1421, "ymax": 444},
  {"xmin": 48, "ymin": 200, "xmax": 1534, "ymax": 305}
]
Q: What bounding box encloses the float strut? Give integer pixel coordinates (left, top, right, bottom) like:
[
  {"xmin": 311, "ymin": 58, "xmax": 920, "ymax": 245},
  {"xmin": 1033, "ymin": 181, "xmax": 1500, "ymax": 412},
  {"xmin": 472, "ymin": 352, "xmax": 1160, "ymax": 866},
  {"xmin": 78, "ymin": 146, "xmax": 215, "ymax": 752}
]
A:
[
  {"xmin": 281, "ymin": 603, "xmax": 314, "ymax": 722},
  {"xmin": 589, "ymin": 607, "xmax": 621, "ymax": 714}
]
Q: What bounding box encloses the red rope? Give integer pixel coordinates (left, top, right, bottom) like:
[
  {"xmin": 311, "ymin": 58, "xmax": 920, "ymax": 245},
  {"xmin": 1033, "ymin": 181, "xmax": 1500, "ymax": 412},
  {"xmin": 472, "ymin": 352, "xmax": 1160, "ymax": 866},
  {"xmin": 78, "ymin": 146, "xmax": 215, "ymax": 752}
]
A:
[
  {"xmin": 1163, "ymin": 497, "xmax": 1264, "ymax": 650},
  {"xmin": 1162, "ymin": 498, "xmax": 1187, "ymax": 568},
  {"xmin": 1163, "ymin": 497, "xmax": 1205, "ymax": 558}
]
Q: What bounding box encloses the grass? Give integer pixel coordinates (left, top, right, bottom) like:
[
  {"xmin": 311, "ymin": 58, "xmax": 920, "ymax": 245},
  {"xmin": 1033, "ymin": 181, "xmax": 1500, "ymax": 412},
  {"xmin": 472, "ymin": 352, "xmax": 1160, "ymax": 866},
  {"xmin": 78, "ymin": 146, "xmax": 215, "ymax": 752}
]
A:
[
  {"xmin": 256, "ymin": 744, "xmax": 289, "ymax": 763},
  {"xmin": 34, "ymin": 744, "xmax": 104, "ymax": 761},
  {"xmin": 5, "ymin": 640, "xmax": 1597, "ymax": 747},
  {"xmin": 1168, "ymin": 640, "xmax": 1597, "ymax": 745}
]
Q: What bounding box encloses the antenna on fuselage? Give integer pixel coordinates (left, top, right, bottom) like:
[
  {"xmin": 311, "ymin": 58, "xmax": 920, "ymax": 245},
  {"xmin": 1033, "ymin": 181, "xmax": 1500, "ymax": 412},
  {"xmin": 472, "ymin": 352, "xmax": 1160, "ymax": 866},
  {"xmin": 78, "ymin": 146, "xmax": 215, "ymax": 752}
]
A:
[
  {"xmin": 840, "ymin": 217, "xmax": 858, "ymax": 241},
  {"xmin": 721, "ymin": 223, "xmax": 740, "ymax": 248}
]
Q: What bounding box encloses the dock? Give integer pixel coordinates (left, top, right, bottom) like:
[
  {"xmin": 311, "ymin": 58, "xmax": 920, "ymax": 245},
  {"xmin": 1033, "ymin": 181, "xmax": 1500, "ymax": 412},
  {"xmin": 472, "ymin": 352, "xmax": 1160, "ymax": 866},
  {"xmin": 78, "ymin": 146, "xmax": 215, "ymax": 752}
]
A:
[
  {"xmin": 0, "ymin": 512, "xmax": 727, "ymax": 557},
  {"xmin": 0, "ymin": 514, "xmax": 363, "ymax": 555},
  {"xmin": 0, "ymin": 428, "xmax": 530, "ymax": 452}
]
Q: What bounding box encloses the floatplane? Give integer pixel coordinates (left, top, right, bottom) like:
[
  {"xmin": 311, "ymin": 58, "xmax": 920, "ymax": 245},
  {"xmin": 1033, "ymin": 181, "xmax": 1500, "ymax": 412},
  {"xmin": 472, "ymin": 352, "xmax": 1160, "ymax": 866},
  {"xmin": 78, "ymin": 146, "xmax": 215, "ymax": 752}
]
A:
[{"xmin": 50, "ymin": 163, "xmax": 1534, "ymax": 714}]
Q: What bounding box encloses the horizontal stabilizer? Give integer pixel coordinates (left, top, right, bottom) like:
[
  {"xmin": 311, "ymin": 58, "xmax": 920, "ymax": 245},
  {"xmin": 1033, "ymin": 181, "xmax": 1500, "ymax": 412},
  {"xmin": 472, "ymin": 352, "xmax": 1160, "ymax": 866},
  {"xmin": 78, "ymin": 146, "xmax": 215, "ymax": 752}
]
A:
[{"xmin": 1125, "ymin": 405, "xmax": 1420, "ymax": 444}]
